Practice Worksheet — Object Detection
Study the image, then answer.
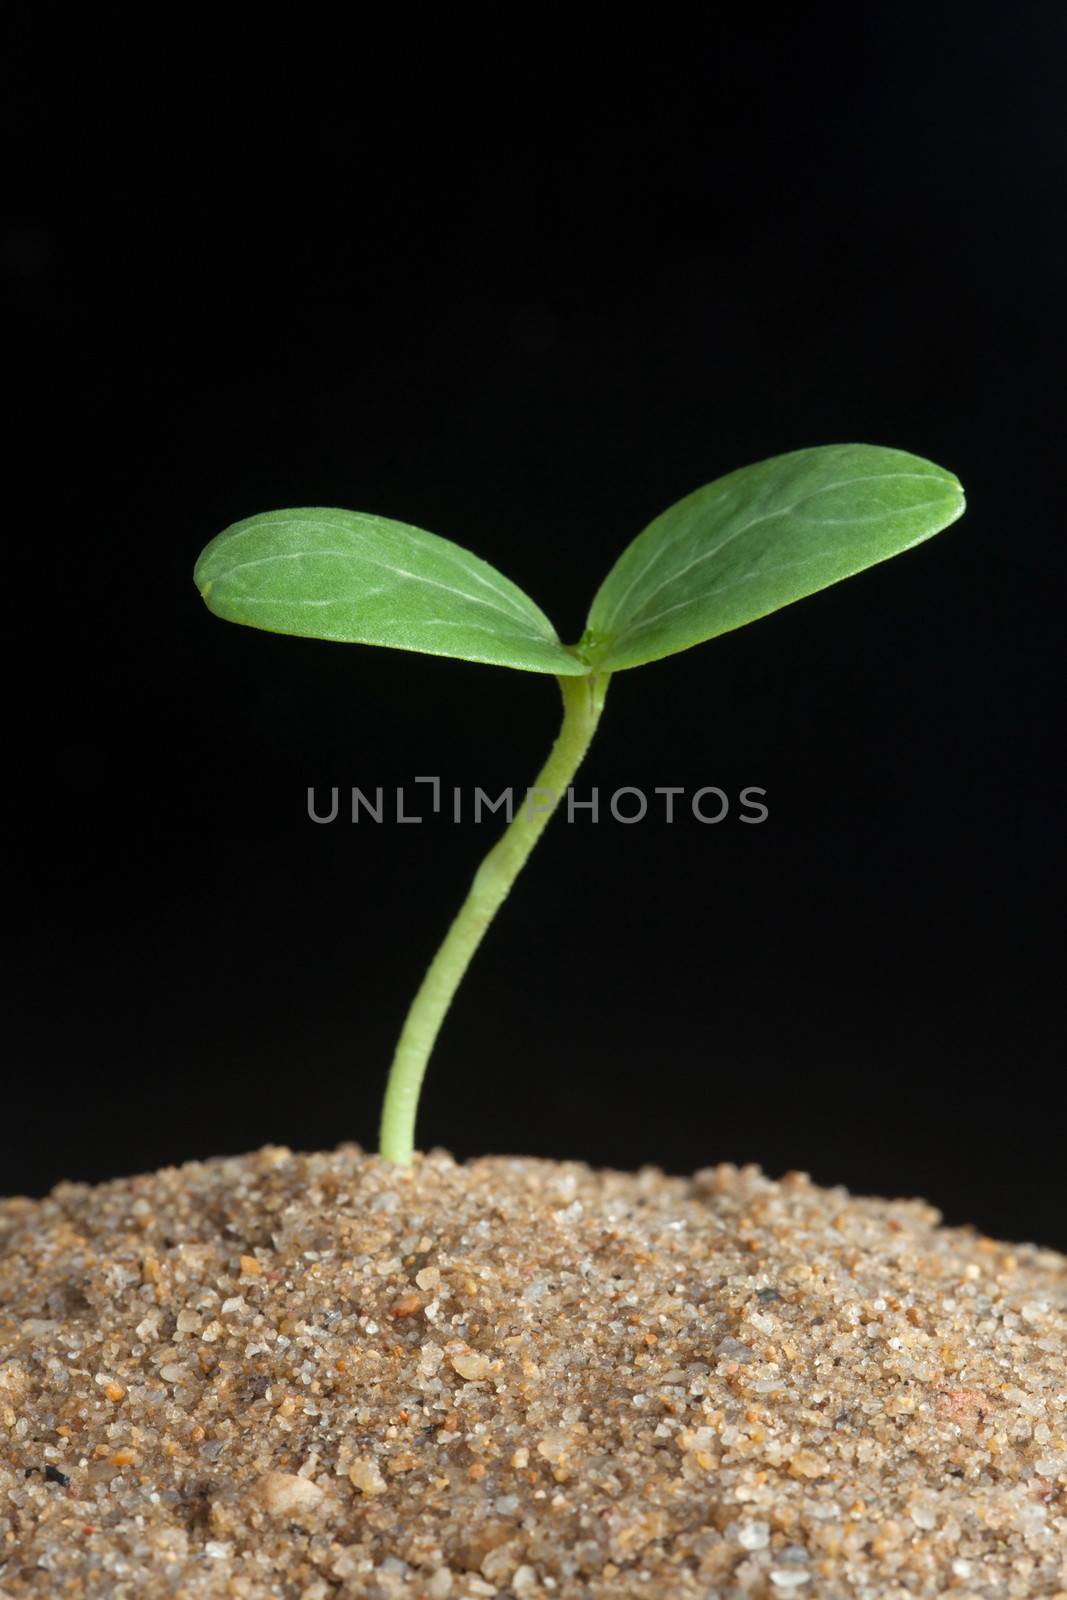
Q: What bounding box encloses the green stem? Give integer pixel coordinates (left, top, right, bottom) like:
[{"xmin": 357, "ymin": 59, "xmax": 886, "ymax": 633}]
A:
[{"xmin": 378, "ymin": 669, "xmax": 611, "ymax": 1165}]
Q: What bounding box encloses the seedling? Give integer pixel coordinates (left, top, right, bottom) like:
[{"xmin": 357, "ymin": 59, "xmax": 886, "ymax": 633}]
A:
[{"xmin": 195, "ymin": 443, "xmax": 965, "ymax": 1165}]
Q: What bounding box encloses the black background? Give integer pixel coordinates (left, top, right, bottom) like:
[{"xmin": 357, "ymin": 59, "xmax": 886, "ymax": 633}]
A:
[{"xmin": 6, "ymin": 15, "xmax": 1064, "ymax": 1248}]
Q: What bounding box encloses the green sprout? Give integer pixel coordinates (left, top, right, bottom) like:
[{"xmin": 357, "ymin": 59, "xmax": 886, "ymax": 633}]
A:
[{"xmin": 194, "ymin": 443, "xmax": 965, "ymax": 1166}]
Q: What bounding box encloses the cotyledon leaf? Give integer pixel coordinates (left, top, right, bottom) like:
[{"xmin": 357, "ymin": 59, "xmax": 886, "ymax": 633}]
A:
[
  {"xmin": 194, "ymin": 507, "xmax": 587, "ymax": 676},
  {"xmin": 583, "ymin": 444, "xmax": 966, "ymax": 672}
]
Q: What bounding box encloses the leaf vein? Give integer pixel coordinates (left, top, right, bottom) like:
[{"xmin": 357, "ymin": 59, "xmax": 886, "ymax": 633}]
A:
[
  {"xmin": 214, "ymin": 515, "xmax": 538, "ymax": 626},
  {"xmin": 220, "ymin": 549, "xmax": 553, "ymax": 635},
  {"xmin": 609, "ymin": 515, "xmax": 946, "ymax": 650},
  {"xmin": 610, "ymin": 472, "xmax": 952, "ymax": 633}
]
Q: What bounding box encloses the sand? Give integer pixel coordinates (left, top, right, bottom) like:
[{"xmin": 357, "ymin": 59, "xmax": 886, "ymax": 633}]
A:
[{"xmin": 0, "ymin": 1145, "xmax": 1064, "ymax": 1599}]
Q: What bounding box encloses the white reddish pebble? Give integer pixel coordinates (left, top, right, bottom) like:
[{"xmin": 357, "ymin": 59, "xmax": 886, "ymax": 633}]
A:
[
  {"xmin": 415, "ymin": 1265, "xmax": 440, "ymax": 1291},
  {"xmin": 257, "ymin": 1471, "xmax": 325, "ymax": 1517},
  {"xmin": 787, "ymin": 1449, "xmax": 826, "ymax": 1478},
  {"xmin": 348, "ymin": 1456, "xmax": 387, "ymax": 1495},
  {"xmin": 450, "ymin": 1349, "xmax": 490, "ymax": 1381},
  {"xmin": 176, "ymin": 1310, "xmax": 202, "ymax": 1334}
]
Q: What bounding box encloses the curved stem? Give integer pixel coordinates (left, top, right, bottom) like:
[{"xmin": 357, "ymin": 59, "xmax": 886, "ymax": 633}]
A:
[{"xmin": 378, "ymin": 669, "xmax": 611, "ymax": 1165}]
